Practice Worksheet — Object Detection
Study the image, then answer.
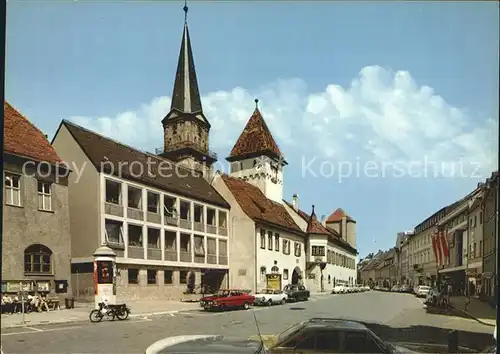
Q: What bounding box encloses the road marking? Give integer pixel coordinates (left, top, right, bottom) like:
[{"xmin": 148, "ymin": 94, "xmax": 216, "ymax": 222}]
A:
[
  {"xmin": 1, "ymin": 325, "xmax": 83, "ymax": 336},
  {"xmin": 25, "ymin": 326, "xmax": 43, "ymax": 332}
]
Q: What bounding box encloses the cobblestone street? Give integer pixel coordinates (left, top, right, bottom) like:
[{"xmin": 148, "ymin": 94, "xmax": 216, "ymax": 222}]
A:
[{"xmin": 1, "ymin": 292, "xmax": 494, "ymax": 353}]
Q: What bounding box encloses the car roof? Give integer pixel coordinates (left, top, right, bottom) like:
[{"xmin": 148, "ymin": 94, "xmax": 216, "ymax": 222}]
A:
[{"xmin": 303, "ymin": 318, "xmax": 369, "ymax": 331}]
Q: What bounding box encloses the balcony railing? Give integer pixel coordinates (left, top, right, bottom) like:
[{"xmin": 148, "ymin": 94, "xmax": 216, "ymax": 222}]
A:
[
  {"xmin": 165, "ymin": 249, "xmax": 177, "ymax": 261},
  {"xmin": 156, "ymin": 143, "xmax": 218, "ymax": 160},
  {"xmin": 128, "ymin": 246, "xmax": 144, "ymax": 259},
  {"xmin": 147, "ymin": 247, "xmax": 161, "ymax": 260},
  {"xmin": 105, "ymin": 202, "xmax": 123, "ymax": 217},
  {"xmin": 180, "ymin": 251, "xmax": 191, "ymax": 262}
]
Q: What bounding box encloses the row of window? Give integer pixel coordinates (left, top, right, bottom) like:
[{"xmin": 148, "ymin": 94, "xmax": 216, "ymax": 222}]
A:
[
  {"xmin": 259, "ymin": 229, "xmax": 302, "ymax": 256},
  {"xmin": 5, "ymin": 173, "xmax": 52, "ymax": 211},
  {"xmin": 127, "ymin": 268, "xmax": 187, "ymax": 285},
  {"xmin": 104, "ymin": 218, "xmax": 228, "ymax": 257},
  {"xmin": 105, "ymin": 179, "xmax": 228, "ymax": 228}
]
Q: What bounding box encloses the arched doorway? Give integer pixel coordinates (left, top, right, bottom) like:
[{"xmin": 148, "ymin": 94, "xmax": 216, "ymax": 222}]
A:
[{"xmin": 291, "ymin": 267, "xmax": 302, "ymax": 285}]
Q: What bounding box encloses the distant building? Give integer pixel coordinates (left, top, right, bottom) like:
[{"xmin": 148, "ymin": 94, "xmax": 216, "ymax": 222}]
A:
[{"xmin": 2, "ymin": 102, "xmax": 72, "ymax": 298}]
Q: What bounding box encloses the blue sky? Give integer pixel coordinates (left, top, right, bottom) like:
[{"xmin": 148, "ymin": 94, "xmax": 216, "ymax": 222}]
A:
[{"xmin": 6, "ymin": 1, "xmax": 499, "ymax": 257}]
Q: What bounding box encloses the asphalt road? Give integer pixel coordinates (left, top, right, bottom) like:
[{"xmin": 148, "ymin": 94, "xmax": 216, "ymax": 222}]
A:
[{"xmin": 1, "ymin": 291, "xmax": 494, "ymax": 353}]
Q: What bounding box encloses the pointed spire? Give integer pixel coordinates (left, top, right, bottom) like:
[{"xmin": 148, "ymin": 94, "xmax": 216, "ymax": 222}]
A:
[
  {"xmin": 255, "ymin": 98, "xmax": 259, "ymax": 110},
  {"xmin": 170, "ymin": 1, "xmax": 203, "ymax": 114}
]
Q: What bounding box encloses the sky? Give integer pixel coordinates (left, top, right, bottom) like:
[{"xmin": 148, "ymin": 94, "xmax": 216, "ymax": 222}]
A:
[{"xmin": 6, "ymin": 1, "xmax": 499, "ymax": 258}]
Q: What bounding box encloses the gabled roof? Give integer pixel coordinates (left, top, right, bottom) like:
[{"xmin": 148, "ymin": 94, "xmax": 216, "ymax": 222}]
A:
[
  {"xmin": 221, "ymin": 175, "xmax": 301, "ymax": 234},
  {"xmin": 283, "ymin": 200, "xmax": 357, "ymax": 255},
  {"xmin": 226, "ymin": 103, "xmax": 284, "ymax": 162},
  {"xmin": 58, "ymin": 120, "xmax": 229, "ymax": 208},
  {"xmin": 4, "ymin": 101, "xmax": 63, "ymax": 165},
  {"xmin": 326, "ymin": 208, "xmax": 355, "ymax": 223}
]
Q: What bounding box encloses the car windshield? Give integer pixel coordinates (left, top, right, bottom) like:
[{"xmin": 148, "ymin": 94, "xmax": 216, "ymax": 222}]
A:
[
  {"xmin": 215, "ymin": 290, "xmax": 230, "ymax": 297},
  {"xmin": 260, "ymin": 289, "xmax": 273, "ymax": 294},
  {"xmin": 420, "ymin": 286, "xmax": 430, "ymax": 290},
  {"xmin": 277, "ymin": 321, "xmax": 306, "ymax": 342}
]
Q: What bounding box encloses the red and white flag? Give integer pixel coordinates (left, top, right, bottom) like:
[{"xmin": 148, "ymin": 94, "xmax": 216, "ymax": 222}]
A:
[
  {"xmin": 435, "ymin": 229, "xmax": 443, "ymax": 266},
  {"xmin": 439, "ymin": 228, "xmax": 449, "ymax": 265},
  {"xmin": 431, "ymin": 231, "xmax": 439, "ymax": 266}
]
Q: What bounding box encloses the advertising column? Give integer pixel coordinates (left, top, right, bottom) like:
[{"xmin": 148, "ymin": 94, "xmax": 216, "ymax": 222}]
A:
[{"xmin": 93, "ymin": 246, "xmax": 117, "ymax": 308}]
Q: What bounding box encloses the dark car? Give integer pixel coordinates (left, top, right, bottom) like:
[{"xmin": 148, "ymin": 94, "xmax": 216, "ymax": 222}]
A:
[
  {"xmin": 145, "ymin": 335, "xmax": 264, "ymax": 354},
  {"xmin": 283, "ymin": 284, "xmax": 310, "ymax": 302},
  {"xmin": 250, "ymin": 318, "xmax": 417, "ymax": 353}
]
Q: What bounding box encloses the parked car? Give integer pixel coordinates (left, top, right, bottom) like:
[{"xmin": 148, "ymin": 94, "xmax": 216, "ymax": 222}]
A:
[
  {"xmin": 199, "ymin": 289, "xmax": 255, "ymax": 311},
  {"xmin": 399, "ymin": 285, "xmax": 411, "ymax": 293},
  {"xmin": 332, "ymin": 284, "xmax": 346, "ymax": 294},
  {"xmin": 391, "ymin": 285, "xmax": 400, "ymax": 292},
  {"xmin": 248, "ymin": 318, "xmax": 416, "ymax": 353},
  {"xmin": 283, "ymin": 284, "xmax": 310, "ymax": 301},
  {"xmin": 145, "ymin": 335, "xmax": 265, "ymax": 354},
  {"xmin": 414, "ymin": 285, "xmax": 431, "ymax": 298},
  {"xmin": 253, "ymin": 288, "xmax": 287, "ymax": 306}
]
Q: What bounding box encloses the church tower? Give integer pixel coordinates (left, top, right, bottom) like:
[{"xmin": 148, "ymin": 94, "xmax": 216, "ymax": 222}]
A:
[
  {"xmin": 226, "ymin": 99, "xmax": 287, "ymax": 203},
  {"xmin": 158, "ymin": 3, "xmax": 216, "ymax": 178}
]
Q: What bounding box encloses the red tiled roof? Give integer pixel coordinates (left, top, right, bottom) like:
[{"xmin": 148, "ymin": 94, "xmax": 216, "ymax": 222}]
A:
[
  {"xmin": 4, "ymin": 101, "xmax": 62, "ymax": 165},
  {"xmin": 227, "ymin": 107, "xmax": 283, "ymax": 161},
  {"xmin": 221, "ymin": 175, "xmax": 301, "ymax": 233},
  {"xmin": 283, "ymin": 200, "xmax": 357, "ymax": 254},
  {"xmin": 326, "ymin": 208, "xmax": 355, "ymax": 223}
]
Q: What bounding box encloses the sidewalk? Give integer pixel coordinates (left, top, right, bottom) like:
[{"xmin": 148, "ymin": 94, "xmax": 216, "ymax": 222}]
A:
[
  {"xmin": 1, "ymin": 300, "xmax": 200, "ymax": 329},
  {"xmin": 450, "ymin": 296, "xmax": 496, "ymax": 327}
]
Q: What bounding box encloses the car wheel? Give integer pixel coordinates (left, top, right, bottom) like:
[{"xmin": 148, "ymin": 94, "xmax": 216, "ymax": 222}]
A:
[
  {"xmin": 267, "ymin": 299, "xmax": 273, "ymax": 306},
  {"xmin": 281, "ymin": 298, "xmax": 286, "ymax": 305},
  {"xmin": 243, "ymin": 302, "xmax": 250, "ymax": 310}
]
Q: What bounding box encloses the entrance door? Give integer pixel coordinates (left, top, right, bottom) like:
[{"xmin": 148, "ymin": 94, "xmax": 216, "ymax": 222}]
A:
[{"xmin": 266, "ymin": 274, "xmax": 281, "ymax": 290}]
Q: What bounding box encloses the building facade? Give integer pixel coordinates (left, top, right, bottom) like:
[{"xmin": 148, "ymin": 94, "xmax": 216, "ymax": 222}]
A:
[
  {"xmin": 283, "ymin": 200, "xmax": 358, "ymax": 292},
  {"xmin": 2, "ymin": 102, "xmax": 72, "ymax": 299},
  {"xmin": 51, "ymin": 15, "xmax": 232, "ymax": 301},
  {"xmin": 212, "ymin": 102, "xmax": 358, "ymax": 293},
  {"xmin": 482, "ymin": 172, "xmax": 498, "ymax": 305}
]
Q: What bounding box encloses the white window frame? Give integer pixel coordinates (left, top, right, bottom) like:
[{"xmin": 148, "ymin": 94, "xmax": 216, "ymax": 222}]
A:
[
  {"xmin": 5, "ymin": 173, "xmax": 21, "ymax": 206},
  {"xmin": 38, "ymin": 181, "xmax": 52, "ymax": 211},
  {"xmin": 104, "ymin": 220, "xmax": 125, "ymax": 246}
]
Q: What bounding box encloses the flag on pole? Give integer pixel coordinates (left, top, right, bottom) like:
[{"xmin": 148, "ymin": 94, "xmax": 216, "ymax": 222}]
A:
[
  {"xmin": 431, "ymin": 231, "xmax": 439, "ymax": 266},
  {"xmin": 435, "ymin": 228, "xmax": 443, "ymax": 266}
]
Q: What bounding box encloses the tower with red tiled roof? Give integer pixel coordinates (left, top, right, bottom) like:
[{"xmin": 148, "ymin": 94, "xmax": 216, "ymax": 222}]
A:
[
  {"xmin": 325, "ymin": 208, "xmax": 357, "ymax": 248},
  {"xmin": 226, "ymin": 99, "xmax": 287, "ymax": 203},
  {"xmin": 158, "ymin": 3, "xmax": 216, "ymax": 178}
]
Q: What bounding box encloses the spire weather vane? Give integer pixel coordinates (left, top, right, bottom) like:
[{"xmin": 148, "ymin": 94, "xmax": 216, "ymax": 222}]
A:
[{"xmin": 183, "ymin": 0, "xmax": 188, "ymax": 23}]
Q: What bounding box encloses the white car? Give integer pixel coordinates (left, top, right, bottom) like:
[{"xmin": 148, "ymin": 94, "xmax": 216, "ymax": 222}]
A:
[
  {"xmin": 414, "ymin": 285, "xmax": 431, "ymax": 297},
  {"xmin": 332, "ymin": 285, "xmax": 346, "ymax": 294},
  {"xmin": 253, "ymin": 288, "xmax": 287, "ymax": 306}
]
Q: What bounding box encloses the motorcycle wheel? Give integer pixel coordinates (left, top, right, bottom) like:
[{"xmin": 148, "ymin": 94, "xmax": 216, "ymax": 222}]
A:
[
  {"xmin": 89, "ymin": 309, "xmax": 103, "ymax": 323},
  {"xmin": 116, "ymin": 308, "xmax": 129, "ymax": 320}
]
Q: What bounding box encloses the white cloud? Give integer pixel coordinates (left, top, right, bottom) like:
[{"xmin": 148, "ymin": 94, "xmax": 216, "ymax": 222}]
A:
[{"xmin": 70, "ymin": 65, "xmax": 497, "ymax": 178}]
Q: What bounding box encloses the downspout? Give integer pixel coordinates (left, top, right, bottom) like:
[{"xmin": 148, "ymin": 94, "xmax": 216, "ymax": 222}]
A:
[{"xmin": 254, "ymin": 223, "xmax": 258, "ymax": 293}]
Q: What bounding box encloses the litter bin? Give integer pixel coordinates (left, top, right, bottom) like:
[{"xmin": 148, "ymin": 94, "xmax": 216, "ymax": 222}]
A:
[{"xmin": 65, "ymin": 298, "xmax": 75, "ymax": 309}]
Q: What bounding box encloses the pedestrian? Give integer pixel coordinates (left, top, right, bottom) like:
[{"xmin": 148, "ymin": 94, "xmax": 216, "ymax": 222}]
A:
[{"xmin": 446, "ymin": 283, "xmax": 452, "ymax": 307}]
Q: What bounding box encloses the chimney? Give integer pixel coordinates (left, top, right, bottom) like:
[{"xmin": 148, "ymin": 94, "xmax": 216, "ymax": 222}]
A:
[{"xmin": 292, "ymin": 194, "xmax": 299, "ymax": 211}]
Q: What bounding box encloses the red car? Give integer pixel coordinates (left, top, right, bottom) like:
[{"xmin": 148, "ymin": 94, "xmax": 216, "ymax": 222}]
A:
[{"xmin": 200, "ymin": 289, "xmax": 255, "ymax": 311}]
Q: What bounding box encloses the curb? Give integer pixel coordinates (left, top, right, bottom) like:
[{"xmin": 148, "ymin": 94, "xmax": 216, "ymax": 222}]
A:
[
  {"xmin": 449, "ymin": 305, "xmax": 496, "ymax": 327},
  {"xmin": 1, "ymin": 308, "xmax": 200, "ymax": 329}
]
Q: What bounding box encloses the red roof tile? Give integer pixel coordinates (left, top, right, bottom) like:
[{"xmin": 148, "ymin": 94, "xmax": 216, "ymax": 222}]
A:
[
  {"xmin": 326, "ymin": 208, "xmax": 355, "ymax": 223},
  {"xmin": 4, "ymin": 101, "xmax": 62, "ymax": 165},
  {"xmin": 227, "ymin": 107, "xmax": 283, "ymax": 161},
  {"xmin": 283, "ymin": 200, "xmax": 357, "ymax": 254},
  {"xmin": 221, "ymin": 175, "xmax": 301, "ymax": 233}
]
